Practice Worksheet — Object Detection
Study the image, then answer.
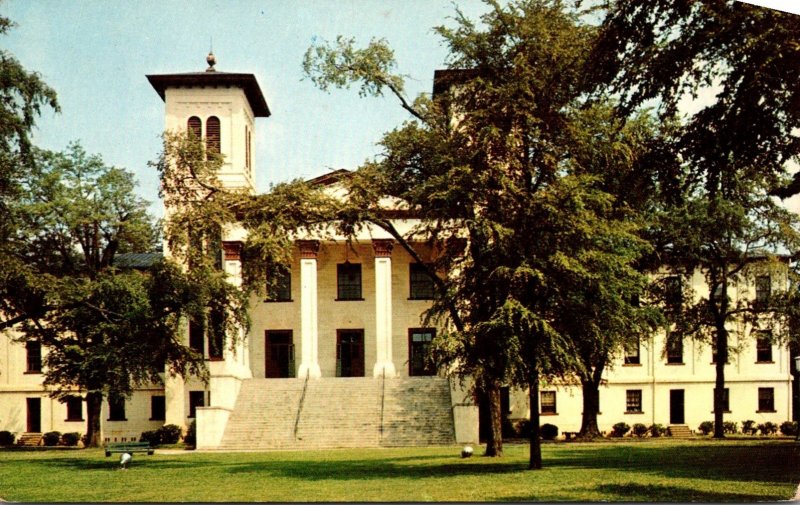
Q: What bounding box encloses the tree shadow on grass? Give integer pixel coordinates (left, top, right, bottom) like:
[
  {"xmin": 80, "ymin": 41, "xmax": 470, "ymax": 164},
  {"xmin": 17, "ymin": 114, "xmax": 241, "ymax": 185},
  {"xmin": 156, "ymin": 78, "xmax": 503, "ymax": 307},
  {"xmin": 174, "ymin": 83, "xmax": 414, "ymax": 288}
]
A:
[{"xmin": 544, "ymin": 442, "xmax": 800, "ymax": 486}]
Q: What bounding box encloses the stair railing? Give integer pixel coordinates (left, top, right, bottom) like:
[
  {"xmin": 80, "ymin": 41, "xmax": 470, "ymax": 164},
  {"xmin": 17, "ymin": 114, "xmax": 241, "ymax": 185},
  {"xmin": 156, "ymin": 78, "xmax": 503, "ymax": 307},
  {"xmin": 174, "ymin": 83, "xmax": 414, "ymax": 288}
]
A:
[
  {"xmin": 379, "ymin": 367, "xmax": 386, "ymax": 441},
  {"xmin": 293, "ymin": 370, "xmax": 310, "ymax": 440}
]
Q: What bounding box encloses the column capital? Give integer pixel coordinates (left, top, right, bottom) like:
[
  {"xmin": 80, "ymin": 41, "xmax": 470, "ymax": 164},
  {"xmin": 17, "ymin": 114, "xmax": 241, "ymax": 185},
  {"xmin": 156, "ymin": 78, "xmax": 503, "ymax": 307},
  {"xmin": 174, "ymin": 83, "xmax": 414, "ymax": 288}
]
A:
[
  {"xmin": 297, "ymin": 240, "xmax": 320, "ymax": 259},
  {"xmin": 222, "ymin": 241, "xmax": 242, "ymax": 261},
  {"xmin": 372, "ymin": 239, "xmax": 394, "ymax": 258}
]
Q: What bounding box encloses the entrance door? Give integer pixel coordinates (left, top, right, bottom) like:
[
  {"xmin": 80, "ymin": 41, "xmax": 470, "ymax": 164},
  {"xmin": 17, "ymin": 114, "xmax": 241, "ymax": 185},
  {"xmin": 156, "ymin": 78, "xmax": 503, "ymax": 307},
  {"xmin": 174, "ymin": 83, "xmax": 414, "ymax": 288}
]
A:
[
  {"xmin": 337, "ymin": 330, "xmax": 364, "ymax": 377},
  {"xmin": 409, "ymin": 329, "xmax": 435, "ymax": 376},
  {"xmin": 26, "ymin": 398, "xmax": 41, "ymax": 433},
  {"xmin": 670, "ymin": 389, "xmax": 685, "ymax": 424},
  {"xmin": 265, "ymin": 331, "xmax": 294, "ymax": 378}
]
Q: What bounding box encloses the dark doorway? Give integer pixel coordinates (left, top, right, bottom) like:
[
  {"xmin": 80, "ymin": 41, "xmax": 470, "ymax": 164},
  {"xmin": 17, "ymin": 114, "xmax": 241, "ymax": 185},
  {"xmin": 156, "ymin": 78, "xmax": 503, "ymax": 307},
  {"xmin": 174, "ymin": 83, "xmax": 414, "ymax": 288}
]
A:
[
  {"xmin": 337, "ymin": 330, "xmax": 364, "ymax": 377},
  {"xmin": 408, "ymin": 328, "xmax": 435, "ymax": 376},
  {"xmin": 27, "ymin": 397, "xmax": 41, "ymax": 432},
  {"xmin": 265, "ymin": 331, "xmax": 294, "ymax": 378},
  {"xmin": 670, "ymin": 389, "xmax": 685, "ymax": 424}
]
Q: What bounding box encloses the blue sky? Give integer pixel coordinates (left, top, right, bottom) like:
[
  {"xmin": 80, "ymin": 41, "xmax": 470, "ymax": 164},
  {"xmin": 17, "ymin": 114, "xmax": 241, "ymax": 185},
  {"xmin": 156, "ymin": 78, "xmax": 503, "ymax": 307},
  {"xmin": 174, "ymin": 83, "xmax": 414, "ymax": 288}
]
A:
[
  {"xmin": 3, "ymin": 0, "xmax": 493, "ymax": 217},
  {"xmin": 4, "ymin": 1, "xmax": 799, "ymax": 218}
]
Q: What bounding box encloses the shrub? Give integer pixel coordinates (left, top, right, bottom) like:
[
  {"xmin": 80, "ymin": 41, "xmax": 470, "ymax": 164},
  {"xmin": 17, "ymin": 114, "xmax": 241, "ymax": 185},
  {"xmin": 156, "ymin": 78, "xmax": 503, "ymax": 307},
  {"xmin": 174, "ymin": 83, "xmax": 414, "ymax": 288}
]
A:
[
  {"xmin": 648, "ymin": 424, "xmax": 666, "ymax": 438},
  {"xmin": 140, "ymin": 430, "xmax": 161, "ymax": 446},
  {"xmin": 540, "ymin": 423, "xmax": 558, "ymax": 440},
  {"xmin": 698, "ymin": 421, "xmax": 714, "ymax": 435},
  {"xmin": 742, "ymin": 420, "xmax": 757, "ymax": 435},
  {"xmin": 632, "ymin": 423, "xmax": 648, "ymax": 437},
  {"xmin": 758, "ymin": 422, "xmax": 778, "ymax": 436},
  {"xmin": 611, "ymin": 422, "xmax": 630, "ymax": 437},
  {"xmin": 723, "ymin": 421, "xmax": 738, "ymax": 434},
  {"xmin": 157, "ymin": 424, "xmax": 183, "ymax": 445},
  {"xmin": 42, "ymin": 431, "xmax": 61, "ymax": 446},
  {"xmin": 779, "ymin": 421, "xmax": 798, "ymax": 436},
  {"xmin": 515, "ymin": 419, "xmax": 532, "ymax": 439},
  {"xmin": 0, "ymin": 431, "xmax": 15, "ymax": 445},
  {"xmin": 502, "ymin": 417, "xmax": 518, "ymax": 438},
  {"xmin": 61, "ymin": 432, "xmax": 81, "ymax": 446},
  {"xmin": 184, "ymin": 420, "xmax": 196, "ymax": 447}
]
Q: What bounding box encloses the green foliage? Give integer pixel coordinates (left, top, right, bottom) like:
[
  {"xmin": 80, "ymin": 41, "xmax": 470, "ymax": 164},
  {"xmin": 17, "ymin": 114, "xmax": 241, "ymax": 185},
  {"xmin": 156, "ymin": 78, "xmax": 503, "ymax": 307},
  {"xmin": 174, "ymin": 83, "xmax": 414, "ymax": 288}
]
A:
[
  {"xmin": 779, "ymin": 421, "xmax": 798, "ymax": 437},
  {"xmin": 723, "ymin": 421, "xmax": 738, "ymax": 435},
  {"xmin": 631, "ymin": 423, "xmax": 648, "ymax": 437},
  {"xmin": 648, "ymin": 424, "xmax": 666, "ymax": 438},
  {"xmin": 699, "ymin": 421, "xmax": 714, "ymax": 436},
  {"xmin": 157, "ymin": 424, "xmax": 183, "ymax": 445},
  {"xmin": 540, "ymin": 424, "xmax": 558, "ymax": 440},
  {"xmin": 758, "ymin": 422, "xmax": 778, "ymax": 436},
  {"xmin": 0, "ymin": 430, "xmax": 15, "ymax": 445},
  {"xmin": 742, "ymin": 420, "xmax": 757, "ymax": 435},
  {"xmin": 184, "ymin": 420, "xmax": 196, "ymax": 448},
  {"xmin": 139, "ymin": 430, "xmax": 161, "ymax": 446},
  {"xmin": 42, "ymin": 431, "xmax": 61, "ymax": 446},
  {"xmin": 60, "ymin": 432, "xmax": 80, "ymax": 447},
  {"xmin": 611, "ymin": 422, "xmax": 630, "ymax": 437}
]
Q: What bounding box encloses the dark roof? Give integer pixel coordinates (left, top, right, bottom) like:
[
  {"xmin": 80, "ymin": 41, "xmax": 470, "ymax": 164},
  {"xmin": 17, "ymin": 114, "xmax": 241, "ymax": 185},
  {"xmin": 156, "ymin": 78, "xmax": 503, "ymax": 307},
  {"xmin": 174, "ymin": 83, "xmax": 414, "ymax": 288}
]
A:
[
  {"xmin": 306, "ymin": 169, "xmax": 351, "ymax": 187},
  {"xmin": 146, "ymin": 71, "xmax": 271, "ymax": 117},
  {"xmin": 114, "ymin": 252, "xmax": 163, "ymax": 269}
]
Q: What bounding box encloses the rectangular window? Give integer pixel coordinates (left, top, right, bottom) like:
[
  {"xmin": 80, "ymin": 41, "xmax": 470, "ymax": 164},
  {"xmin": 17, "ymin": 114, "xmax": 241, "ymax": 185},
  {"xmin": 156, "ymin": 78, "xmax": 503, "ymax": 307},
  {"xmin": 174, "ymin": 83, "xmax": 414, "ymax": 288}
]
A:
[
  {"xmin": 666, "ymin": 332, "xmax": 683, "ymax": 364},
  {"xmin": 624, "ymin": 338, "xmax": 640, "ymax": 365},
  {"xmin": 713, "ymin": 388, "xmax": 730, "ymax": 412},
  {"xmin": 541, "ymin": 391, "xmax": 557, "ymax": 415},
  {"xmin": 758, "ymin": 387, "xmax": 775, "ymax": 412},
  {"xmin": 267, "ymin": 266, "xmax": 292, "ymax": 302},
  {"xmin": 756, "ymin": 332, "xmax": 773, "ymax": 363},
  {"xmin": 189, "ymin": 319, "xmax": 204, "ymax": 354},
  {"xmin": 626, "ymin": 389, "xmax": 643, "ymax": 413},
  {"xmin": 150, "ymin": 395, "xmax": 166, "ymax": 421},
  {"xmin": 755, "ymin": 275, "xmax": 771, "ymax": 309},
  {"xmin": 108, "ymin": 396, "xmax": 126, "ymax": 421},
  {"xmin": 64, "ymin": 396, "xmax": 83, "ymax": 421},
  {"xmin": 189, "ymin": 391, "xmax": 205, "ymax": 418},
  {"xmin": 337, "ymin": 263, "xmax": 362, "ymax": 300},
  {"xmin": 207, "ymin": 307, "xmax": 224, "ymax": 360},
  {"xmin": 25, "ymin": 341, "xmax": 42, "ymax": 373},
  {"xmin": 665, "ymin": 276, "xmax": 683, "ymax": 309},
  {"xmin": 409, "ymin": 263, "xmax": 435, "ymax": 300}
]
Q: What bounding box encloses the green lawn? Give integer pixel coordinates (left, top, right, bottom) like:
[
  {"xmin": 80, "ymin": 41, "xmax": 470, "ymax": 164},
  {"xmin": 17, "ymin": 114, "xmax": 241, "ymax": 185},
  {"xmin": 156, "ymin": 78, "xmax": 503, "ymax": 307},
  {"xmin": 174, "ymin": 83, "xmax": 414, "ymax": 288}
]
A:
[{"xmin": 0, "ymin": 438, "xmax": 797, "ymax": 502}]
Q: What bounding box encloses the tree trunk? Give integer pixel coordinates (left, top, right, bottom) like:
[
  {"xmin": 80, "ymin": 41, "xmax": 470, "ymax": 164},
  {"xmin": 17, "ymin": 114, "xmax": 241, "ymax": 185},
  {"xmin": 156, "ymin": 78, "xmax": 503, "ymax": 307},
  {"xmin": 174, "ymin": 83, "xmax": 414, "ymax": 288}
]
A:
[
  {"xmin": 484, "ymin": 383, "xmax": 503, "ymax": 457},
  {"xmin": 579, "ymin": 361, "xmax": 605, "ymax": 439},
  {"xmin": 529, "ymin": 372, "xmax": 542, "ymax": 470},
  {"xmin": 85, "ymin": 392, "xmax": 103, "ymax": 448},
  {"xmin": 579, "ymin": 379, "xmax": 602, "ymax": 438},
  {"xmin": 713, "ymin": 327, "xmax": 728, "ymax": 439}
]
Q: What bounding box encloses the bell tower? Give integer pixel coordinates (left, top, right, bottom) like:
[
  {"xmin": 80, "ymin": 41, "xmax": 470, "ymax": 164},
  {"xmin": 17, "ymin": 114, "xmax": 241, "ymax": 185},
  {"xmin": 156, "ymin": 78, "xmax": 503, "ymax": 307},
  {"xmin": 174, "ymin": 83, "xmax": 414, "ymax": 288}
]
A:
[{"xmin": 147, "ymin": 53, "xmax": 271, "ymax": 193}]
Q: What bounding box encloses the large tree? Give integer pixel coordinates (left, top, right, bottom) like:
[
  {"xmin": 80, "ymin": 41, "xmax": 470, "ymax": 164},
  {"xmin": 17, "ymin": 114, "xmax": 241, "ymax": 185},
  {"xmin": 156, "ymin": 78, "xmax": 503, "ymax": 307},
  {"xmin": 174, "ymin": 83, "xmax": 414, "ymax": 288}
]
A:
[
  {"xmin": 588, "ymin": 0, "xmax": 800, "ymax": 438},
  {"xmin": 302, "ymin": 0, "xmax": 664, "ymax": 466},
  {"xmin": 1, "ymin": 143, "xmax": 237, "ymax": 446}
]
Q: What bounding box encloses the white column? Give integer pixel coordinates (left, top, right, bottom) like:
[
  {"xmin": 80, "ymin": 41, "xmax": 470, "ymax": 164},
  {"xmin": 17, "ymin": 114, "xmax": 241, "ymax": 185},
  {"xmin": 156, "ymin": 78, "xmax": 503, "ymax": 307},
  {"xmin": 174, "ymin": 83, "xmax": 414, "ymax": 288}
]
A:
[
  {"xmin": 372, "ymin": 239, "xmax": 397, "ymax": 377},
  {"xmin": 298, "ymin": 240, "xmax": 322, "ymax": 378}
]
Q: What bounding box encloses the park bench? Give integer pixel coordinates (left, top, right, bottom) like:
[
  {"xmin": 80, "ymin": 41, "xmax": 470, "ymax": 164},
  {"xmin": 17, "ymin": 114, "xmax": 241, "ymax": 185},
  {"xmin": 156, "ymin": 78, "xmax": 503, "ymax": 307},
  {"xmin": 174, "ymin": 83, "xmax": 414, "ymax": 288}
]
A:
[{"xmin": 104, "ymin": 441, "xmax": 154, "ymax": 457}]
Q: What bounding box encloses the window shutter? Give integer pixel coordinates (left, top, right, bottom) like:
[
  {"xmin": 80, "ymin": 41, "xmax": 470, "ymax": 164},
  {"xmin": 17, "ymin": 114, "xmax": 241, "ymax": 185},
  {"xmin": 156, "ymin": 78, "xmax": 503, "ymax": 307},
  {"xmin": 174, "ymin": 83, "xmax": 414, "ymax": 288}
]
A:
[
  {"xmin": 187, "ymin": 116, "xmax": 202, "ymax": 140},
  {"xmin": 206, "ymin": 116, "xmax": 220, "ymax": 154}
]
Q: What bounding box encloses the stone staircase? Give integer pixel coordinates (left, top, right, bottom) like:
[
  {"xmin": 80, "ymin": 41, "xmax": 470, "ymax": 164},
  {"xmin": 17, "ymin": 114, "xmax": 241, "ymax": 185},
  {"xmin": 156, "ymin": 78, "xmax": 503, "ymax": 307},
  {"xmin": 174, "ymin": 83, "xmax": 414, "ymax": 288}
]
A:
[
  {"xmin": 16, "ymin": 433, "xmax": 42, "ymax": 446},
  {"xmin": 381, "ymin": 377, "xmax": 455, "ymax": 446},
  {"xmin": 217, "ymin": 376, "xmax": 454, "ymax": 450},
  {"xmin": 667, "ymin": 424, "xmax": 693, "ymax": 438}
]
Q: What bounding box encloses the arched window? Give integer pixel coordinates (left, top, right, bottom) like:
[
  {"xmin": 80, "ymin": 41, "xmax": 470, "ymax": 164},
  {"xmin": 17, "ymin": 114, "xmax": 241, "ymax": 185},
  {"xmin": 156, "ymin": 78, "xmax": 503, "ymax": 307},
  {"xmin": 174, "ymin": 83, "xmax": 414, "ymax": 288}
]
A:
[
  {"xmin": 206, "ymin": 116, "xmax": 220, "ymax": 155},
  {"xmin": 187, "ymin": 116, "xmax": 202, "ymax": 140}
]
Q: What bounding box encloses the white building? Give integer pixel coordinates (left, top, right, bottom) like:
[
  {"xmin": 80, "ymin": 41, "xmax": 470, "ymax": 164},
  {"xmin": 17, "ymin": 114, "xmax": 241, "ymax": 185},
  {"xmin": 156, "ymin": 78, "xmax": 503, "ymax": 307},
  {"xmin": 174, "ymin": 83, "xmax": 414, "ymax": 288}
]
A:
[{"xmin": 0, "ymin": 57, "xmax": 796, "ymax": 447}]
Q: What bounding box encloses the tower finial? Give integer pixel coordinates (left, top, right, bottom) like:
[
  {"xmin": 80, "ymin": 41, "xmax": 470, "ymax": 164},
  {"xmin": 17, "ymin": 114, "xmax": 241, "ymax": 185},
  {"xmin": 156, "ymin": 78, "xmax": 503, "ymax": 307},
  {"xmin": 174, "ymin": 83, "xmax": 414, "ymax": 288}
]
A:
[{"xmin": 206, "ymin": 38, "xmax": 216, "ymax": 72}]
